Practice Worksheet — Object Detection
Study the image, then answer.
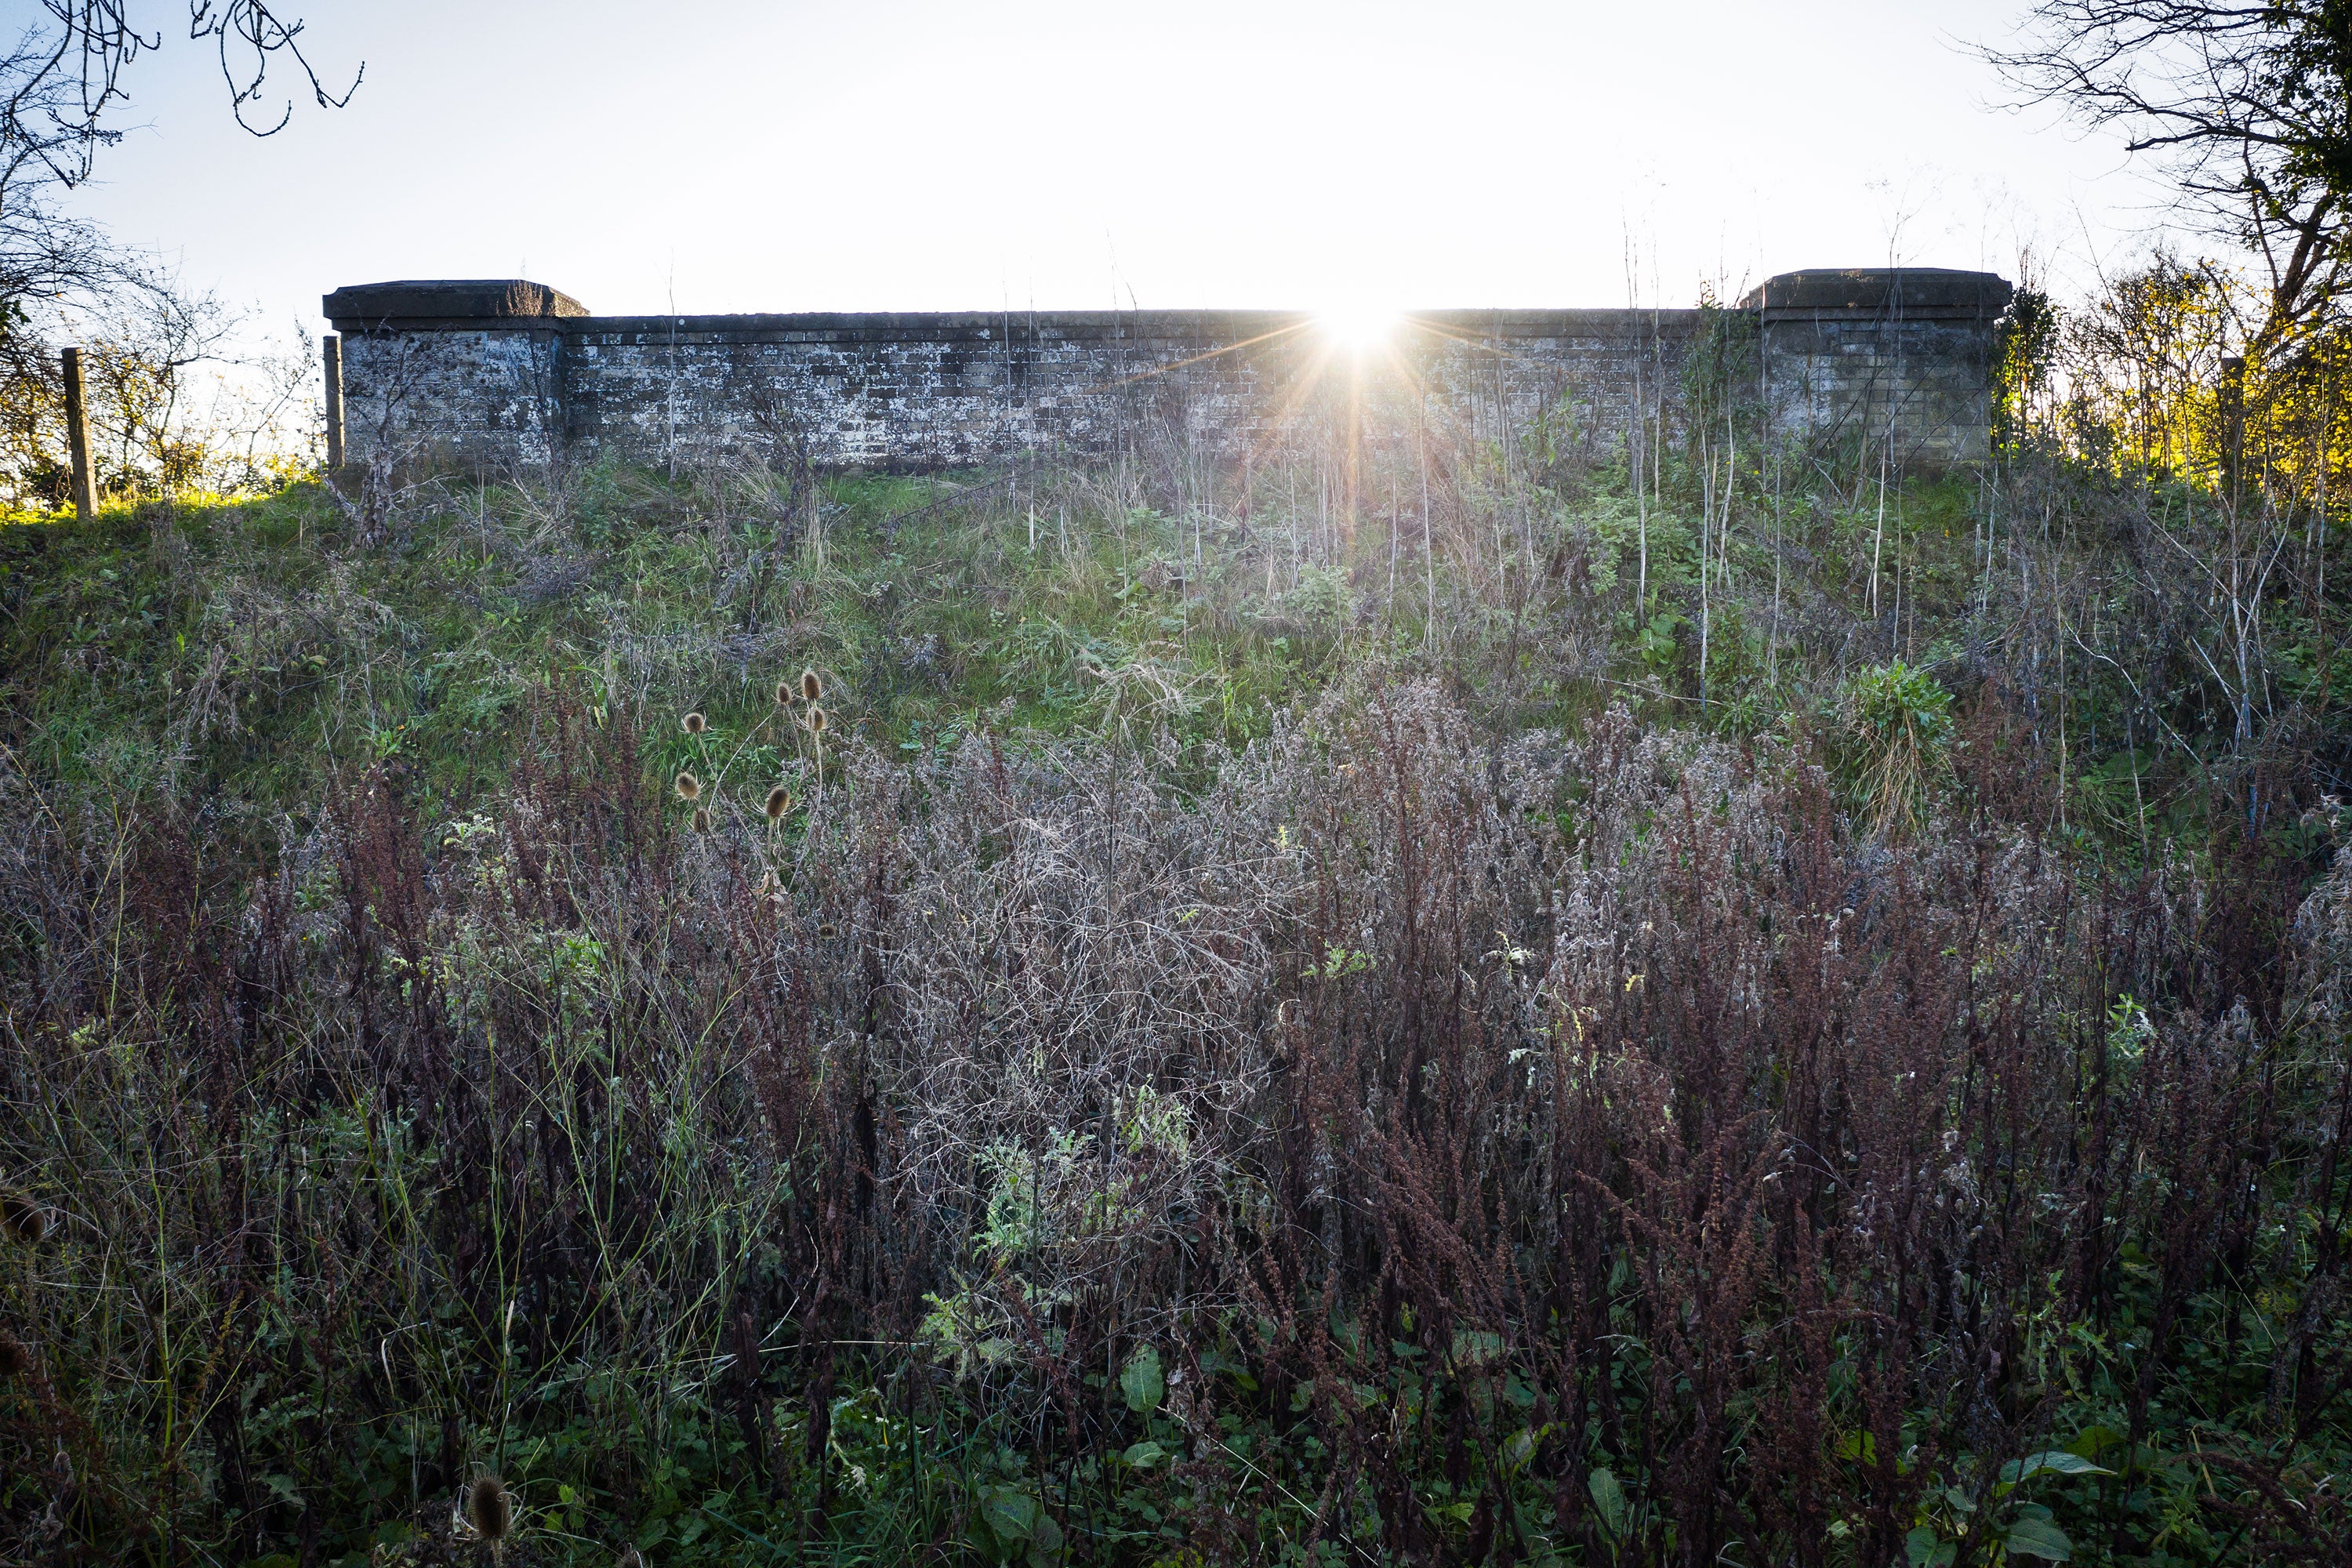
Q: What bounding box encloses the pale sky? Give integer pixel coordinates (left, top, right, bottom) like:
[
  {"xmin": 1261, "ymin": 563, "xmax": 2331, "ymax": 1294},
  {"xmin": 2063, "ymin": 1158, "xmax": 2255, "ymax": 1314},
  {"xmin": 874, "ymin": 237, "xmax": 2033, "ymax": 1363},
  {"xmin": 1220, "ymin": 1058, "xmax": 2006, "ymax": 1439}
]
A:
[{"xmin": 57, "ymin": 0, "xmax": 2161, "ymax": 332}]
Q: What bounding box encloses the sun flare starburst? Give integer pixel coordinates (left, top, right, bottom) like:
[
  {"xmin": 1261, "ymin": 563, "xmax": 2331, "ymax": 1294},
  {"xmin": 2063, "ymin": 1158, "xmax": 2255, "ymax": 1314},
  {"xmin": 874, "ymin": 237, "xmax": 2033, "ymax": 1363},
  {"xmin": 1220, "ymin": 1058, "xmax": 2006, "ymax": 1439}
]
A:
[{"xmin": 1317, "ymin": 303, "xmax": 1399, "ymax": 354}]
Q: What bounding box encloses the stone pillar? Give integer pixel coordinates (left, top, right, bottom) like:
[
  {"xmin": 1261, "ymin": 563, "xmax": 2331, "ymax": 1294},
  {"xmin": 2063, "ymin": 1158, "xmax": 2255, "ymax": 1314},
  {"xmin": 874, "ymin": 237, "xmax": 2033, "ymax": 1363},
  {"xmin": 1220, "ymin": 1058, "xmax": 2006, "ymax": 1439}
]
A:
[
  {"xmin": 322, "ymin": 279, "xmax": 588, "ymax": 475},
  {"xmin": 1742, "ymin": 269, "xmax": 2013, "ymax": 467}
]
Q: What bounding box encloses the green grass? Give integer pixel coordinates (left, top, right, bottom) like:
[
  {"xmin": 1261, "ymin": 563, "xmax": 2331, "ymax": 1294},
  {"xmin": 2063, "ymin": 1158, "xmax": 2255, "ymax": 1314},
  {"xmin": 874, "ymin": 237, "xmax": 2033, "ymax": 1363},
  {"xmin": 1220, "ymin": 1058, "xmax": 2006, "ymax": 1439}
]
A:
[
  {"xmin": 0, "ymin": 469, "xmax": 1345, "ymax": 833},
  {"xmin": 5, "ymin": 440, "xmax": 2341, "ymax": 887}
]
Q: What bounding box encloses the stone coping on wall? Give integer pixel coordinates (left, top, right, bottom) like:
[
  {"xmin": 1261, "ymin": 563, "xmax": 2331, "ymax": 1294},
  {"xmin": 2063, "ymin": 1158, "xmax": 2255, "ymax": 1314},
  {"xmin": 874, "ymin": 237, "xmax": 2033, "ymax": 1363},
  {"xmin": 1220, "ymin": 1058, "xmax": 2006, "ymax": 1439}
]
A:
[
  {"xmin": 325, "ymin": 270, "xmax": 2009, "ymax": 337},
  {"xmin": 554, "ymin": 309, "xmax": 1704, "ymax": 343},
  {"xmin": 323, "ymin": 292, "xmax": 1707, "ymax": 344}
]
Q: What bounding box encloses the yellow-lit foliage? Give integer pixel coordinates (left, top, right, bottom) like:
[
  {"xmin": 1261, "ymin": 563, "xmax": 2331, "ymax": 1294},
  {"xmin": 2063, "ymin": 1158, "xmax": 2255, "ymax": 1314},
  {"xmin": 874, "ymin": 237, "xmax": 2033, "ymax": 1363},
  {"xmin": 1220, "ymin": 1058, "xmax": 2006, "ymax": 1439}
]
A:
[{"xmin": 2013, "ymin": 255, "xmax": 2352, "ymax": 543}]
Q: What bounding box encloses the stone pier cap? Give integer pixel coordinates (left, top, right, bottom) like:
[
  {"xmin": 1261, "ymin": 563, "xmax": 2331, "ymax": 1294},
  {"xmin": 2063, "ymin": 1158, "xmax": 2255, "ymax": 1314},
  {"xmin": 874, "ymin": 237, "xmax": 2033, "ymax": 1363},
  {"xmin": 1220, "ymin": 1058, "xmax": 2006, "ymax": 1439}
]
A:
[
  {"xmin": 1737, "ymin": 267, "xmax": 2013, "ymax": 320},
  {"xmin": 323, "ymin": 278, "xmax": 590, "ymax": 325}
]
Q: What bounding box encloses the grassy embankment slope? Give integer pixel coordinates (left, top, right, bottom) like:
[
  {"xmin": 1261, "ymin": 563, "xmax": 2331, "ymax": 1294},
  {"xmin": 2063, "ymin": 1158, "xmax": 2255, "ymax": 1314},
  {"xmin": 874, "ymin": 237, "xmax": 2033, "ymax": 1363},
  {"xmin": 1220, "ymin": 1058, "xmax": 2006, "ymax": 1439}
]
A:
[{"xmin": 1, "ymin": 450, "xmax": 2347, "ymax": 1567}]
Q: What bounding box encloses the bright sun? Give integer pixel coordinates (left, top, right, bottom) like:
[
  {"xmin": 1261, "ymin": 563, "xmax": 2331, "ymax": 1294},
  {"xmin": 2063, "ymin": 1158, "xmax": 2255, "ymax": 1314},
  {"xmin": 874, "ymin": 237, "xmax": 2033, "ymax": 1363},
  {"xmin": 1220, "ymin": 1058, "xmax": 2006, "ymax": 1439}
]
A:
[{"xmin": 1317, "ymin": 303, "xmax": 1399, "ymax": 354}]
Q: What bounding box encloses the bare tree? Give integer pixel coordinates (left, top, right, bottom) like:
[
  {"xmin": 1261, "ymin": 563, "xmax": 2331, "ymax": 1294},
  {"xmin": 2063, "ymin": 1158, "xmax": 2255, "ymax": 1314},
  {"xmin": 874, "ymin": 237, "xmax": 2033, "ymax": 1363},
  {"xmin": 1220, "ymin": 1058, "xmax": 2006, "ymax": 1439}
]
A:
[
  {"xmin": 0, "ymin": 5, "xmax": 356, "ymax": 503},
  {"xmin": 2, "ymin": 3, "xmax": 358, "ymax": 307},
  {"xmin": 1984, "ymin": 2, "xmax": 2352, "ymax": 363}
]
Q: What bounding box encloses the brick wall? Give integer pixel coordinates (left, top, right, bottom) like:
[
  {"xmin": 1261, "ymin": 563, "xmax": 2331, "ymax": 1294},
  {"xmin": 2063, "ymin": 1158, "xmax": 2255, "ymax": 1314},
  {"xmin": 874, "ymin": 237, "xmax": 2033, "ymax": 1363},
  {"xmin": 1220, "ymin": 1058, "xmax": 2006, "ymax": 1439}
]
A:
[{"xmin": 325, "ymin": 269, "xmax": 2009, "ymax": 475}]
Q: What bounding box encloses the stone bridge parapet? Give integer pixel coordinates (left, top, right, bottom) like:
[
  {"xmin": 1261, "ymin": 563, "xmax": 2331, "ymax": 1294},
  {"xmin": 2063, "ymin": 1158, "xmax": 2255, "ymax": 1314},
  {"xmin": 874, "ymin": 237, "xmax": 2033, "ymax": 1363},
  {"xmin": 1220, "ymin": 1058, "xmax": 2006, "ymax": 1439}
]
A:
[{"xmin": 324, "ymin": 267, "xmax": 2011, "ymax": 474}]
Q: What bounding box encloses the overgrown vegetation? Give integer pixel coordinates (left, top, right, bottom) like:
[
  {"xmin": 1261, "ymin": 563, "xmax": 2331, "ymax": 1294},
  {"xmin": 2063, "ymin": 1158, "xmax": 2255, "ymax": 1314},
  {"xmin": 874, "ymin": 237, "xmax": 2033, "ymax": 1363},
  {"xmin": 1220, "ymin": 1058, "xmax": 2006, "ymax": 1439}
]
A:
[{"xmin": 1, "ymin": 262, "xmax": 2349, "ymax": 1568}]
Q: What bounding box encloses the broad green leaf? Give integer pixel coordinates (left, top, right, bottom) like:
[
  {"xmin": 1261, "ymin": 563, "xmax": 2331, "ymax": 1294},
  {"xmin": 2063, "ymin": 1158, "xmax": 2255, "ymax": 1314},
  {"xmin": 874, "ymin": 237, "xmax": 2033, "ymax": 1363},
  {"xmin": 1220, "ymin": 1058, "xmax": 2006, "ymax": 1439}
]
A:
[
  {"xmin": 1122, "ymin": 1439, "xmax": 1167, "ymax": 1469},
  {"xmin": 1588, "ymin": 1468, "xmax": 1630, "ymax": 1537},
  {"xmin": 1835, "ymin": 1431, "xmax": 1879, "ymax": 1465},
  {"xmin": 1119, "ymin": 1345, "xmax": 1165, "ymax": 1414},
  {"xmin": 2005, "ymin": 1515, "xmax": 2074, "ymax": 1560},
  {"xmin": 2000, "ymin": 1450, "xmax": 2114, "ymax": 1485},
  {"xmin": 1904, "ymin": 1526, "xmax": 1958, "ymax": 1566},
  {"xmin": 982, "ymin": 1486, "xmax": 1040, "ymax": 1544},
  {"xmin": 2064, "ymin": 1426, "xmax": 2126, "ymax": 1462}
]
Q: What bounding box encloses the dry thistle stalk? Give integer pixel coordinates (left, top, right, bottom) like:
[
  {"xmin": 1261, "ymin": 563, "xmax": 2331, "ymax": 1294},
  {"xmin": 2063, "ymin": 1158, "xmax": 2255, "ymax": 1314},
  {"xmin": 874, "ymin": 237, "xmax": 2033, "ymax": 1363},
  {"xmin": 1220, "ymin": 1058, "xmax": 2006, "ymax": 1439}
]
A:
[{"xmin": 463, "ymin": 1474, "xmax": 514, "ymax": 1549}]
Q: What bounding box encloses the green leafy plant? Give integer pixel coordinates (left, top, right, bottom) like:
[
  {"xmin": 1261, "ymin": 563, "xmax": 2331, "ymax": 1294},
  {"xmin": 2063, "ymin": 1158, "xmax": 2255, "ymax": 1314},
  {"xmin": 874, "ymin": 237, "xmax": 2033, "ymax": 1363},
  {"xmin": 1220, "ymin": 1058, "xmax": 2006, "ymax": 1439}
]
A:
[{"xmin": 1842, "ymin": 659, "xmax": 1956, "ymax": 837}]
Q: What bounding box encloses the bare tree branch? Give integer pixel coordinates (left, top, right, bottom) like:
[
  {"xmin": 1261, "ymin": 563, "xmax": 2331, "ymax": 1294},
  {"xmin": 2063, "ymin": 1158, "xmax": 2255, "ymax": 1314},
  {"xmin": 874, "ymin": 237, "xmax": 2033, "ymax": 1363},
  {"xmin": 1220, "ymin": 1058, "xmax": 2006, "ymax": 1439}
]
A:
[
  {"xmin": 1982, "ymin": 2, "xmax": 2352, "ymax": 359},
  {"xmin": 0, "ymin": 3, "xmax": 360, "ymax": 308}
]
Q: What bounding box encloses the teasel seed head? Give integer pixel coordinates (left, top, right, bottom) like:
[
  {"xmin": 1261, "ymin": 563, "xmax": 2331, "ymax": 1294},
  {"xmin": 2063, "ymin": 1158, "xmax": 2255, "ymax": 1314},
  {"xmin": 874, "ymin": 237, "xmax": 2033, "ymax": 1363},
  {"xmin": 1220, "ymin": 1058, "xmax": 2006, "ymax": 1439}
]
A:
[
  {"xmin": 616, "ymin": 1548, "xmax": 645, "ymax": 1568},
  {"xmin": 808, "ymin": 706, "xmax": 828, "ymax": 735},
  {"xmin": 0, "ymin": 1329, "xmax": 31, "ymax": 1380},
  {"xmin": 800, "ymin": 667, "xmax": 822, "ymax": 703},
  {"xmin": 775, "ymin": 678, "xmax": 793, "ymax": 706},
  {"xmin": 674, "ymin": 770, "xmax": 701, "ymax": 802},
  {"xmin": 692, "ymin": 808, "xmax": 710, "ymax": 833},
  {"xmin": 465, "ymin": 1473, "xmax": 514, "ymax": 1544},
  {"xmin": 765, "ymin": 784, "xmax": 793, "ymax": 820},
  {"xmin": 817, "ymin": 921, "xmax": 838, "ymax": 939},
  {"xmin": 681, "ymin": 711, "xmax": 707, "ymax": 735},
  {"xmin": 0, "ymin": 1190, "xmax": 45, "ymax": 1247}
]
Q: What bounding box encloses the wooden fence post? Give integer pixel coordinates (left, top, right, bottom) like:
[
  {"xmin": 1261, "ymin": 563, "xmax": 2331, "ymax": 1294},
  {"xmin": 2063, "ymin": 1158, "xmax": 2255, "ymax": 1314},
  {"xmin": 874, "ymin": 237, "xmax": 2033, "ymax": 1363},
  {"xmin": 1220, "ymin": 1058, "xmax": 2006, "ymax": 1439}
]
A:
[
  {"xmin": 61, "ymin": 347, "xmax": 96, "ymax": 520},
  {"xmin": 322, "ymin": 334, "xmax": 346, "ymax": 470}
]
